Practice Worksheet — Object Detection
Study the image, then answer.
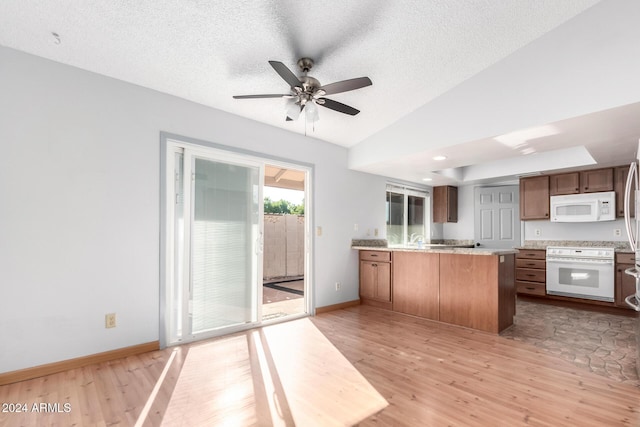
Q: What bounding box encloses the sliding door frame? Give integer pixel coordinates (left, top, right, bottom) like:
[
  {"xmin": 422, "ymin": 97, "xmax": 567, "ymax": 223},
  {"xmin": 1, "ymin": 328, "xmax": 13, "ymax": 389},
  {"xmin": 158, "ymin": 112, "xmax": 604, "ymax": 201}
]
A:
[{"xmin": 159, "ymin": 132, "xmax": 314, "ymax": 348}]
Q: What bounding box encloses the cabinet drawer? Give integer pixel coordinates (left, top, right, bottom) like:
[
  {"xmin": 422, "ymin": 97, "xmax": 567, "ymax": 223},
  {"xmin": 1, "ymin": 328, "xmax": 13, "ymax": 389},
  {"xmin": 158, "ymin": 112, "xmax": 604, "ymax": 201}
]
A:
[
  {"xmin": 516, "ymin": 281, "xmax": 546, "ymax": 296},
  {"xmin": 616, "ymin": 253, "xmax": 635, "ymax": 264},
  {"xmin": 517, "ymin": 250, "xmax": 546, "ymax": 260},
  {"xmin": 516, "ymin": 259, "xmax": 546, "ymax": 269},
  {"xmin": 516, "ymin": 268, "xmax": 546, "ymax": 283},
  {"xmin": 360, "ymin": 250, "xmax": 391, "ymax": 262}
]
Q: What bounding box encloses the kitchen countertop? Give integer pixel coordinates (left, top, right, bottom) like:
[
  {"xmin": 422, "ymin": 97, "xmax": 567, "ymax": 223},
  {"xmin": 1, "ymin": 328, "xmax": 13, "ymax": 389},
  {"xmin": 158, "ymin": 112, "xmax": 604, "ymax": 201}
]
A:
[
  {"xmin": 352, "ymin": 245, "xmax": 518, "ymax": 256},
  {"xmin": 516, "ymin": 240, "xmax": 632, "ymax": 252}
]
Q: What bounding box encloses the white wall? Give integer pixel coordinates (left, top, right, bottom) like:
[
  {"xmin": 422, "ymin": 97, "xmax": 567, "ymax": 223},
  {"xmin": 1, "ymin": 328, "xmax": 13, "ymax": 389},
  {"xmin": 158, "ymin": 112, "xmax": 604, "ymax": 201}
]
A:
[
  {"xmin": 0, "ymin": 46, "xmax": 386, "ymax": 373},
  {"xmin": 442, "ymin": 185, "xmax": 475, "ymax": 241},
  {"xmin": 350, "ymin": 0, "xmax": 640, "ymax": 170},
  {"xmin": 523, "ymin": 218, "xmax": 628, "ymax": 242}
]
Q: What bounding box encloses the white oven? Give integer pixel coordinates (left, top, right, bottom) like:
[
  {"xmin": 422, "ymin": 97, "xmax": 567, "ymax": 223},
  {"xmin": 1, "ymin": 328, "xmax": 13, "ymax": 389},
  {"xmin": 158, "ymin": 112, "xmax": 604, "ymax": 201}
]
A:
[{"xmin": 546, "ymin": 246, "xmax": 615, "ymax": 302}]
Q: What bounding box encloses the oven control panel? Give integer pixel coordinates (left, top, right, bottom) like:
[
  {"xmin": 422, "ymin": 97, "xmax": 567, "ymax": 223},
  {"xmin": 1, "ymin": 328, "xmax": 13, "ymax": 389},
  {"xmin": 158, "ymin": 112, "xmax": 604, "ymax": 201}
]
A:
[{"xmin": 546, "ymin": 246, "xmax": 615, "ymax": 260}]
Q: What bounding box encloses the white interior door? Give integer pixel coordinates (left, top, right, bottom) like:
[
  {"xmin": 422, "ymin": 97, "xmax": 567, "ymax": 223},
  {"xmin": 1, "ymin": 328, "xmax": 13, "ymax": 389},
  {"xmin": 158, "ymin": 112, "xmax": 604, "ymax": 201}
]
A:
[{"xmin": 474, "ymin": 186, "xmax": 520, "ymax": 249}]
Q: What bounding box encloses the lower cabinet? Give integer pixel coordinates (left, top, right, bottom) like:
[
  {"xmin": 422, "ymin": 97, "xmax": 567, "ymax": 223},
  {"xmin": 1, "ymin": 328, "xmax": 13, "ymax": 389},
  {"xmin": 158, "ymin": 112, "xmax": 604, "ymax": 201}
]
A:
[
  {"xmin": 392, "ymin": 252, "xmax": 439, "ymax": 320},
  {"xmin": 515, "ymin": 249, "xmax": 546, "ymax": 296},
  {"xmin": 615, "ymin": 253, "xmax": 636, "ymax": 309},
  {"xmin": 359, "ymin": 250, "xmax": 392, "ymax": 309}
]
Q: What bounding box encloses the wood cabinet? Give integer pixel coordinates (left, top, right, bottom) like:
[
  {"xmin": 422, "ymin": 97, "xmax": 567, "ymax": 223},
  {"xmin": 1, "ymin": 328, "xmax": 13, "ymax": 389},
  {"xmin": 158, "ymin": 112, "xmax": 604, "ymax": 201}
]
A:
[
  {"xmin": 580, "ymin": 168, "xmax": 613, "ymax": 193},
  {"xmin": 359, "ymin": 251, "xmax": 392, "ymax": 309},
  {"xmin": 519, "ymin": 176, "xmax": 550, "ymax": 220},
  {"xmin": 439, "ymin": 253, "xmax": 515, "ymax": 333},
  {"xmin": 615, "ymin": 165, "xmax": 634, "ymax": 218},
  {"xmin": 433, "ymin": 186, "xmax": 458, "ymax": 223},
  {"xmin": 615, "ymin": 253, "xmax": 636, "ymax": 309},
  {"xmin": 392, "ymin": 252, "xmax": 439, "ymax": 320},
  {"xmin": 549, "ymin": 172, "xmax": 580, "ymax": 196},
  {"xmin": 515, "ymin": 249, "xmax": 546, "ymax": 296}
]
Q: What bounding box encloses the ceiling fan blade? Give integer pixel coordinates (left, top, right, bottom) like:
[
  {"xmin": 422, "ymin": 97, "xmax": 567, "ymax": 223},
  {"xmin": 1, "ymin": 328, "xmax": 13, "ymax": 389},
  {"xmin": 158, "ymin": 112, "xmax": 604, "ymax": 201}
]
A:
[
  {"xmin": 269, "ymin": 61, "xmax": 302, "ymax": 88},
  {"xmin": 319, "ymin": 77, "xmax": 372, "ymax": 96},
  {"xmin": 233, "ymin": 94, "xmax": 291, "ymax": 99},
  {"xmin": 318, "ymin": 98, "xmax": 360, "ymax": 116}
]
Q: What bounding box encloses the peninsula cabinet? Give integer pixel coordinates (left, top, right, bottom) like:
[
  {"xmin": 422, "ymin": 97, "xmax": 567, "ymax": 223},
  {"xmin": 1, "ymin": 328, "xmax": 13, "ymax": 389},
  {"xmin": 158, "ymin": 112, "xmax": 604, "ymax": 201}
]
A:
[
  {"xmin": 433, "ymin": 185, "xmax": 458, "ymax": 223},
  {"xmin": 615, "ymin": 253, "xmax": 636, "ymax": 310},
  {"xmin": 580, "ymin": 168, "xmax": 614, "ymax": 193},
  {"xmin": 519, "ymin": 175, "xmax": 550, "ymax": 220},
  {"xmin": 439, "ymin": 253, "xmax": 515, "ymax": 333},
  {"xmin": 359, "ymin": 250, "xmax": 392, "ymax": 310},
  {"xmin": 392, "ymin": 252, "xmax": 439, "ymax": 320}
]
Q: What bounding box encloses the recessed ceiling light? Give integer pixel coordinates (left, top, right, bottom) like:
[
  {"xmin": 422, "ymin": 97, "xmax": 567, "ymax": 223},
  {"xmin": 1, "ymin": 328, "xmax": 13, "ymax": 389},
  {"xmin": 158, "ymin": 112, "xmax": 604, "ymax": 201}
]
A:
[
  {"xmin": 433, "ymin": 155, "xmax": 447, "ymax": 161},
  {"xmin": 422, "ymin": 177, "xmax": 433, "ymax": 182}
]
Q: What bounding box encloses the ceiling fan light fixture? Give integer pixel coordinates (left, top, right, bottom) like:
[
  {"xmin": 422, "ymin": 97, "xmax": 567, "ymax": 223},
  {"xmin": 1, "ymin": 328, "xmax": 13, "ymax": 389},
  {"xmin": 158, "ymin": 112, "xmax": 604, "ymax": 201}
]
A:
[
  {"xmin": 285, "ymin": 99, "xmax": 301, "ymax": 121},
  {"xmin": 305, "ymin": 101, "xmax": 319, "ymax": 123}
]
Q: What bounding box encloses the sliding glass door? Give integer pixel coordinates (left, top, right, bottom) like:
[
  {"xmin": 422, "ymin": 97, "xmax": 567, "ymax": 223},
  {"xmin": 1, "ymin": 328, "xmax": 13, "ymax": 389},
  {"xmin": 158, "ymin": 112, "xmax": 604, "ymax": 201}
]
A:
[{"xmin": 167, "ymin": 144, "xmax": 263, "ymax": 344}]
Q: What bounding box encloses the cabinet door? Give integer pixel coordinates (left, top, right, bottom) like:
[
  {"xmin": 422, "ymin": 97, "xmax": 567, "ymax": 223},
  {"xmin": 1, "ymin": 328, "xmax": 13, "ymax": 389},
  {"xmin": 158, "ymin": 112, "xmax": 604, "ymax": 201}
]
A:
[
  {"xmin": 447, "ymin": 186, "xmax": 458, "ymax": 222},
  {"xmin": 519, "ymin": 176, "xmax": 550, "ymax": 220},
  {"xmin": 360, "ymin": 261, "xmax": 376, "ymax": 299},
  {"xmin": 433, "ymin": 186, "xmax": 458, "ymax": 223},
  {"xmin": 580, "ymin": 168, "xmax": 613, "ymax": 193},
  {"xmin": 392, "ymin": 252, "xmax": 439, "ymax": 319},
  {"xmin": 375, "ymin": 262, "xmax": 391, "ymax": 302},
  {"xmin": 615, "ymin": 166, "xmax": 635, "ymax": 218},
  {"xmin": 616, "ymin": 264, "xmax": 637, "ymax": 309},
  {"xmin": 549, "ymin": 172, "xmax": 580, "ymax": 196}
]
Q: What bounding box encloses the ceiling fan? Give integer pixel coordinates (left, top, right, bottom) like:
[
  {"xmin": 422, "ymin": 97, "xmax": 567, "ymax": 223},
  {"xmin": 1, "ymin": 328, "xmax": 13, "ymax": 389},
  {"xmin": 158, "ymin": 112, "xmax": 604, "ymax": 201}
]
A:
[{"xmin": 233, "ymin": 58, "xmax": 372, "ymax": 121}]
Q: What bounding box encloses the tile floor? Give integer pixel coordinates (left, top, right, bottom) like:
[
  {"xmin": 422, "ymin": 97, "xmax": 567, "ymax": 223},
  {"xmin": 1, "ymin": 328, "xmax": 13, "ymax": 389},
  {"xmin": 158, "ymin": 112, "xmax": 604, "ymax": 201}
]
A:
[{"xmin": 502, "ymin": 298, "xmax": 639, "ymax": 386}]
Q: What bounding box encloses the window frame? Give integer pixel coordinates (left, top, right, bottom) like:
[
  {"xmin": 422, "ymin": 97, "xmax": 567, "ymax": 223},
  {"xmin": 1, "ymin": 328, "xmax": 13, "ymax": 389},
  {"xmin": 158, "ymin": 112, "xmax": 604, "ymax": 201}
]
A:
[{"xmin": 385, "ymin": 184, "xmax": 430, "ymax": 247}]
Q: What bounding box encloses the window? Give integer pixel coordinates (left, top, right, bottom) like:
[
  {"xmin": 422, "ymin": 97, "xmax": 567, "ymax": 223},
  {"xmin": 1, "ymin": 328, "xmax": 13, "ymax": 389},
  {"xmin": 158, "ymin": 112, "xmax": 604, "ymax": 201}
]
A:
[{"xmin": 386, "ymin": 184, "xmax": 429, "ymax": 246}]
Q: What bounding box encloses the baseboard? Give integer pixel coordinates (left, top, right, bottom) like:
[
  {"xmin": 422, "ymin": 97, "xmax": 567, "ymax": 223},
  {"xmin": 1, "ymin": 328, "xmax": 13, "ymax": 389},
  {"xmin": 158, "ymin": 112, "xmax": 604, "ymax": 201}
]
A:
[
  {"xmin": 315, "ymin": 299, "xmax": 360, "ymax": 314},
  {"xmin": 0, "ymin": 341, "xmax": 160, "ymax": 386}
]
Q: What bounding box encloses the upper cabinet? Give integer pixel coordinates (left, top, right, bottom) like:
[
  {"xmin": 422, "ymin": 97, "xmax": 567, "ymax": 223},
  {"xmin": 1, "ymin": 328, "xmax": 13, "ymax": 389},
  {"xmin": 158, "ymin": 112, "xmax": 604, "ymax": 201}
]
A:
[
  {"xmin": 519, "ymin": 175, "xmax": 550, "ymax": 220},
  {"xmin": 615, "ymin": 165, "xmax": 634, "ymax": 218},
  {"xmin": 549, "ymin": 172, "xmax": 580, "ymax": 196},
  {"xmin": 433, "ymin": 186, "xmax": 458, "ymax": 223},
  {"xmin": 580, "ymin": 168, "xmax": 614, "ymax": 193}
]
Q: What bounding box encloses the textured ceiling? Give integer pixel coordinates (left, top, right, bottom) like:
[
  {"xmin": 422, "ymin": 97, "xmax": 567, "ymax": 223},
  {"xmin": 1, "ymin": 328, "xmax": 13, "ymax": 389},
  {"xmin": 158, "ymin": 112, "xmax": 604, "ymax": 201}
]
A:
[{"xmin": 0, "ymin": 0, "xmax": 602, "ymax": 148}]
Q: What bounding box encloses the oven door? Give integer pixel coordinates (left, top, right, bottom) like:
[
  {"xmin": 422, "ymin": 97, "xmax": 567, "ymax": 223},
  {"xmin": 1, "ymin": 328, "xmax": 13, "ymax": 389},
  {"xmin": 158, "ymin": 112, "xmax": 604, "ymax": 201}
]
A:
[{"xmin": 546, "ymin": 257, "xmax": 614, "ymax": 301}]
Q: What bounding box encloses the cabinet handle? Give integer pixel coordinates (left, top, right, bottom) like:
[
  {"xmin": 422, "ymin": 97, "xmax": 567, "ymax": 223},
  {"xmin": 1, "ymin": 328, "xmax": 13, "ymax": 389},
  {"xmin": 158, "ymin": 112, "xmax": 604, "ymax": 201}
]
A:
[
  {"xmin": 526, "ymin": 263, "xmax": 535, "ymax": 266},
  {"xmin": 372, "ymin": 263, "xmax": 377, "ymax": 267},
  {"xmin": 526, "ymin": 287, "xmax": 535, "ymax": 290},
  {"xmin": 370, "ymin": 254, "xmax": 378, "ymax": 257},
  {"xmin": 575, "ymin": 188, "xmax": 579, "ymax": 191},
  {"xmin": 544, "ymin": 213, "xmax": 549, "ymax": 217},
  {"xmin": 526, "ymin": 274, "xmax": 536, "ymax": 277},
  {"xmin": 585, "ymin": 187, "xmax": 589, "ymax": 190}
]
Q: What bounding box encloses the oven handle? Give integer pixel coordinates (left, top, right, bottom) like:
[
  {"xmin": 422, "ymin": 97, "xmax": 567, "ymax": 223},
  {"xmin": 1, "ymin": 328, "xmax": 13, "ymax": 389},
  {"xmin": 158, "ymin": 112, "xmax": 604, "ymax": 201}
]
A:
[{"xmin": 625, "ymin": 294, "xmax": 640, "ymax": 312}]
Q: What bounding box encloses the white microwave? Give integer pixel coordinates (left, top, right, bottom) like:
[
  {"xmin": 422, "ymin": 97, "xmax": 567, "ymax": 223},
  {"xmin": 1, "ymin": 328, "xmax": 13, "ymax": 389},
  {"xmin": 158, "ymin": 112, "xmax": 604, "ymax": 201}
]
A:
[{"xmin": 550, "ymin": 191, "xmax": 616, "ymax": 222}]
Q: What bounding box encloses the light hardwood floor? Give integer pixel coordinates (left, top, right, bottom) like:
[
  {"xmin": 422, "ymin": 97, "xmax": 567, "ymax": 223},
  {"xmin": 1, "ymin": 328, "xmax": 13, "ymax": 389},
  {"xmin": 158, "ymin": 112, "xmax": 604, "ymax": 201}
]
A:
[
  {"xmin": 1, "ymin": 305, "xmax": 639, "ymax": 426},
  {"xmin": 312, "ymin": 306, "xmax": 640, "ymax": 426}
]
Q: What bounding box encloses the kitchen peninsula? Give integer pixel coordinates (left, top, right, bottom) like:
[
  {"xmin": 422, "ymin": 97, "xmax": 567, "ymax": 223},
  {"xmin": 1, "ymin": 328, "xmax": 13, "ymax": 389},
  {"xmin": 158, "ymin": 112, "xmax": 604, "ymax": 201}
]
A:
[{"xmin": 353, "ymin": 243, "xmax": 517, "ymax": 334}]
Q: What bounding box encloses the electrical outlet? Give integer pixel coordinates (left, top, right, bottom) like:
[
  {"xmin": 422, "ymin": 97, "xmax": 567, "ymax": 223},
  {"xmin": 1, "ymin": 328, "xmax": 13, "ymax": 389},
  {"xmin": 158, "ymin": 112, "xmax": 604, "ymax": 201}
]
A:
[
  {"xmin": 534, "ymin": 229, "xmax": 541, "ymax": 237},
  {"xmin": 374, "ymin": 228, "xmax": 379, "ymax": 236},
  {"xmin": 316, "ymin": 226, "xmax": 322, "ymax": 236},
  {"xmin": 354, "ymin": 223, "xmax": 359, "ymax": 231},
  {"xmin": 335, "ymin": 282, "xmax": 341, "ymax": 291},
  {"xmin": 105, "ymin": 313, "xmax": 116, "ymax": 328},
  {"xmin": 614, "ymin": 228, "xmax": 622, "ymax": 237}
]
